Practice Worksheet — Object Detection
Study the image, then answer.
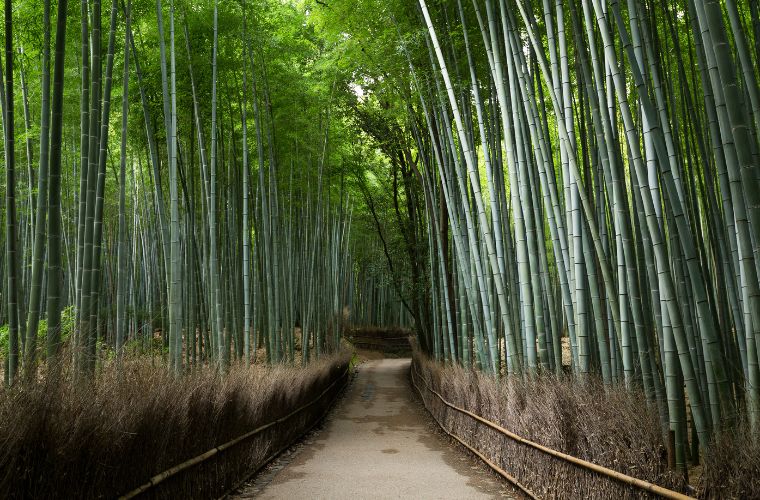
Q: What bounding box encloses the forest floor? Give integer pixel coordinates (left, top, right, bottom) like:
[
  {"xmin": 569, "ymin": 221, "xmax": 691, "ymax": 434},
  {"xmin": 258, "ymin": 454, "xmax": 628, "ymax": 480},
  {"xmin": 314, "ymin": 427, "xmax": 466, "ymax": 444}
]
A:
[{"xmin": 231, "ymin": 358, "xmax": 514, "ymax": 499}]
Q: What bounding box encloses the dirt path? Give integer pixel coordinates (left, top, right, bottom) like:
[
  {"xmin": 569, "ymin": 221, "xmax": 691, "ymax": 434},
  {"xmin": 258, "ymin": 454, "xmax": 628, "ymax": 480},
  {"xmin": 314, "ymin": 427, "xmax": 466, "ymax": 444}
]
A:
[{"xmin": 237, "ymin": 358, "xmax": 511, "ymax": 499}]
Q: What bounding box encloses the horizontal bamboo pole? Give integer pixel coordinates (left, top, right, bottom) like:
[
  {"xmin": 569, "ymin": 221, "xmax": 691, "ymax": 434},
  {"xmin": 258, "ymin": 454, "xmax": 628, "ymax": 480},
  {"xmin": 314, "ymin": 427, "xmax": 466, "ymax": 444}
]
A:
[
  {"xmin": 119, "ymin": 363, "xmax": 350, "ymax": 499},
  {"xmin": 410, "ymin": 361, "xmax": 694, "ymax": 500},
  {"xmin": 220, "ymin": 364, "xmax": 352, "ymax": 496},
  {"xmin": 410, "ymin": 365, "xmax": 539, "ymax": 499}
]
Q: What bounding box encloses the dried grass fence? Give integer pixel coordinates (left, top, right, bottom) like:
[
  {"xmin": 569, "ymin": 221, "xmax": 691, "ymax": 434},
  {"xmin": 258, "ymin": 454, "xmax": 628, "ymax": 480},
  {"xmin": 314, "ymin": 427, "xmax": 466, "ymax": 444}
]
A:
[
  {"xmin": 0, "ymin": 351, "xmax": 351, "ymax": 499},
  {"xmin": 411, "ymin": 350, "xmax": 688, "ymax": 499},
  {"xmin": 700, "ymin": 421, "xmax": 760, "ymax": 499}
]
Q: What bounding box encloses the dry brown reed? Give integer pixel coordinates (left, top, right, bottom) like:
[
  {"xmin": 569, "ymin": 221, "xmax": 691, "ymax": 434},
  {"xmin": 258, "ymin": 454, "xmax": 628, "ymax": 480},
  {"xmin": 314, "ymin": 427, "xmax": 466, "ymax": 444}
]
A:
[
  {"xmin": 0, "ymin": 351, "xmax": 350, "ymax": 499},
  {"xmin": 412, "ymin": 349, "xmax": 684, "ymax": 499},
  {"xmin": 700, "ymin": 418, "xmax": 760, "ymax": 499}
]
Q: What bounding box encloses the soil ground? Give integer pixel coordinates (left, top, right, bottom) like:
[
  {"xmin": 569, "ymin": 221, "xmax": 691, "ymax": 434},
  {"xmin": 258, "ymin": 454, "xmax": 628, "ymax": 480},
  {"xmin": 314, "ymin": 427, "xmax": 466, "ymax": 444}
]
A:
[{"xmin": 232, "ymin": 358, "xmax": 513, "ymax": 499}]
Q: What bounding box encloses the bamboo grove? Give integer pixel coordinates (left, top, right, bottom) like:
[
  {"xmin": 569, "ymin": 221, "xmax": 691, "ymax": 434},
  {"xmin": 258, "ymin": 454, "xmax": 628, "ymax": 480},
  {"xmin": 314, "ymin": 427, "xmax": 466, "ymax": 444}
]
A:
[
  {"xmin": 4, "ymin": 0, "xmax": 760, "ymax": 478},
  {"xmin": 311, "ymin": 0, "xmax": 760, "ymax": 471},
  {"xmin": 0, "ymin": 0, "xmax": 360, "ymax": 386}
]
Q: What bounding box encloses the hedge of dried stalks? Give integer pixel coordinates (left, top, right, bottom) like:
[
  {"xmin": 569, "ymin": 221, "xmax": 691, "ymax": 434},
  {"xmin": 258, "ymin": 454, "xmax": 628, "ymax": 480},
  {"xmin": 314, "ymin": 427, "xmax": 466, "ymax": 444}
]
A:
[
  {"xmin": 412, "ymin": 350, "xmax": 684, "ymax": 499},
  {"xmin": 0, "ymin": 351, "xmax": 350, "ymax": 499},
  {"xmin": 700, "ymin": 420, "xmax": 760, "ymax": 499}
]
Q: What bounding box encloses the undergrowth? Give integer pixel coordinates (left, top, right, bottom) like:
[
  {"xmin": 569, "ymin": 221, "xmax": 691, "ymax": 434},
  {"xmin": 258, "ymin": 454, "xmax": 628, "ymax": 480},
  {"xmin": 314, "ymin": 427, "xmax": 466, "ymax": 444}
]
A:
[
  {"xmin": 0, "ymin": 350, "xmax": 350, "ymax": 499},
  {"xmin": 701, "ymin": 419, "xmax": 760, "ymax": 499},
  {"xmin": 0, "ymin": 306, "xmax": 76, "ymax": 361},
  {"xmin": 412, "ymin": 349, "xmax": 683, "ymax": 499}
]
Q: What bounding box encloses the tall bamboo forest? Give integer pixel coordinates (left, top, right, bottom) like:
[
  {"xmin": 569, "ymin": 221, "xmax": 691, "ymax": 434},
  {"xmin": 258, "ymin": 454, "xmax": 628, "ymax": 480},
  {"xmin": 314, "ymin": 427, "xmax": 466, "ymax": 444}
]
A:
[{"xmin": 2, "ymin": 0, "xmax": 760, "ymax": 492}]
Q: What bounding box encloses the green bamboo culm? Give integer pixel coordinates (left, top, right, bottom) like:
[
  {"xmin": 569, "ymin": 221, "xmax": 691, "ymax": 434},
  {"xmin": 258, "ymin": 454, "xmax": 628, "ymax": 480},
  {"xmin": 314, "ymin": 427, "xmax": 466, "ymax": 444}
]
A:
[
  {"xmin": 45, "ymin": 0, "xmax": 70, "ymax": 361},
  {"xmin": 4, "ymin": 0, "xmax": 20, "ymax": 386},
  {"xmin": 23, "ymin": 0, "xmax": 52, "ymax": 379}
]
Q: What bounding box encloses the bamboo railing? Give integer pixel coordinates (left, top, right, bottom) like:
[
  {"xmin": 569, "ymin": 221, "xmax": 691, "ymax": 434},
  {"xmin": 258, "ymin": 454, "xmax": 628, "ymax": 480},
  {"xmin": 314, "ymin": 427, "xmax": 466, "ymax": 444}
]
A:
[
  {"xmin": 119, "ymin": 363, "xmax": 350, "ymax": 499},
  {"xmin": 410, "ymin": 361, "xmax": 694, "ymax": 500}
]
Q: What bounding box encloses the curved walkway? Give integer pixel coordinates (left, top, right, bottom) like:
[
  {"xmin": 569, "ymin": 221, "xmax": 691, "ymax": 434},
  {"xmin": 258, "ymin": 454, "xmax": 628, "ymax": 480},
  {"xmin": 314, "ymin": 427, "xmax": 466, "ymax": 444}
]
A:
[{"xmin": 243, "ymin": 358, "xmax": 511, "ymax": 499}]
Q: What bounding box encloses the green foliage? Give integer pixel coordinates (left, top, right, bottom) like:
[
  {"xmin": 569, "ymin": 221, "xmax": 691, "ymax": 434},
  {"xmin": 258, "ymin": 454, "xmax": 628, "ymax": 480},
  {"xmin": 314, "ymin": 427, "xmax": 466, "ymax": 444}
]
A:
[
  {"xmin": 0, "ymin": 306, "xmax": 76, "ymax": 360},
  {"xmin": 349, "ymin": 351, "xmax": 359, "ymax": 370},
  {"xmin": 123, "ymin": 335, "xmax": 168, "ymax": 358},
  {"xmin": 0, "ymin": 325, "xmax": 7, "ymax": 359}
]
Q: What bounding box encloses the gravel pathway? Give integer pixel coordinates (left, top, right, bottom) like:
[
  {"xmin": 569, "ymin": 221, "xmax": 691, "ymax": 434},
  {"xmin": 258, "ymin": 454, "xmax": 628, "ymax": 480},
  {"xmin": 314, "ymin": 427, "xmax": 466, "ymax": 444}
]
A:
[{"xmin": 235, "ymin": 358, "xmax": 512, "ymax": 499}]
